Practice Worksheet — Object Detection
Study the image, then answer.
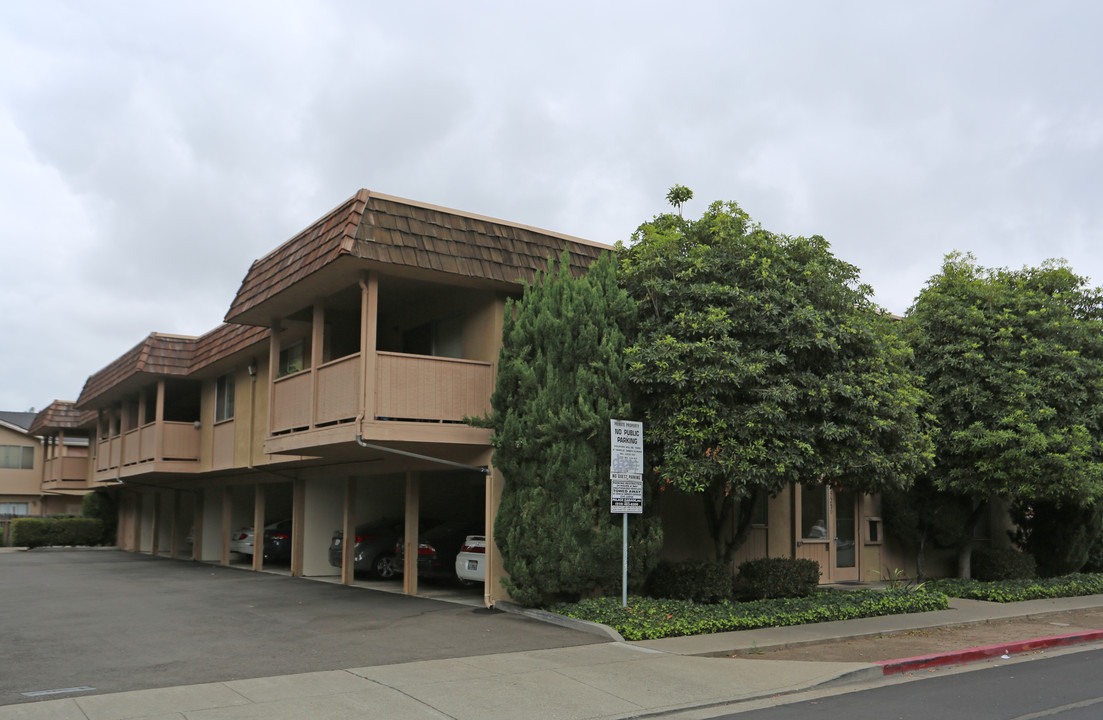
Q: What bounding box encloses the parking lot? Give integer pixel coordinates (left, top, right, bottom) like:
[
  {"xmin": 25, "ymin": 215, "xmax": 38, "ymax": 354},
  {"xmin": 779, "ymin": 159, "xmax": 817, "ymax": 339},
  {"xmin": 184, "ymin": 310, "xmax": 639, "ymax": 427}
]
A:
[{"xmin": 0, "ymin": 550, "xmax": 601, "ymax": 706}]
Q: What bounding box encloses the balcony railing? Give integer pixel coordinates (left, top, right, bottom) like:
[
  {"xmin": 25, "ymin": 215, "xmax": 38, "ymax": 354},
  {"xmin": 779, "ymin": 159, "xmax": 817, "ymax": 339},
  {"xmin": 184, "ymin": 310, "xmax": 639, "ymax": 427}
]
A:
[
  {"xmin": 316, "ymin": 354, "xmax": 360, "ymax": 425},
  {"xmin": 271, "ymin": 369, "xmax": 313, "ymax": 433},
  {"xmin": 268, "ymin": 351, "xmax": 493, "ymax": 437},
  {"xmin": 93, "ymin": 422, "xmax": 200, "ymax": 475},
  {"xmin": 375, "ymin": 352, "xmax": 492, "ymax": 422},
  {"xmin": 43, "ymin": 456, "xmax": 88, "ymax": 484}
]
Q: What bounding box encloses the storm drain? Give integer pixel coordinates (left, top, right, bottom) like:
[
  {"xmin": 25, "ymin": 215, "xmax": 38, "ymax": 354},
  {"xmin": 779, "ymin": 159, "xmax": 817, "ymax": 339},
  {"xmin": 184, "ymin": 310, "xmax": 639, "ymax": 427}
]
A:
[{"xmin": 21, "ymin": 686, "xmax": 95, "ymax": 697}]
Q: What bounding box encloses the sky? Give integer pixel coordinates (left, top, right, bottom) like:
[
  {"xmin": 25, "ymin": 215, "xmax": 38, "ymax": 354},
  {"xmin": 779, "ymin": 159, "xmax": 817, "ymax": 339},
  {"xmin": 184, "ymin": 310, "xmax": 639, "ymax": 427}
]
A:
[{"xmin": 2, "ymin": 1, "xmax": 1101, "ymax": 412}]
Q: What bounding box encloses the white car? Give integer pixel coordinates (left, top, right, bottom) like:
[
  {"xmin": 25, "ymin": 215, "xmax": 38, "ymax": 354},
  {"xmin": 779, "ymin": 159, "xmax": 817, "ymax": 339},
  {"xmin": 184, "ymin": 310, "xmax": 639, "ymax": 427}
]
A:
[
  {"xmin": 454, "ymin": 535, "xmax": 486, "ymax": 583},
  {"xmin": 229, "ymin": 527, "xmax": 256, "ymax": 555}
]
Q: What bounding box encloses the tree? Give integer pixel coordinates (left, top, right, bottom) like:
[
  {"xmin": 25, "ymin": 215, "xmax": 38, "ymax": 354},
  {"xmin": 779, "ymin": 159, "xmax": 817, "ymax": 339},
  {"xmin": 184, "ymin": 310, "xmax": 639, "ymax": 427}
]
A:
[
  {"xmin": 906, "ymin": 254, "xmax": 1103, "ymax": 578},
  {"xmin": 1010, "ymin": 499, "xmax": 1103, "ymax": 577},
  {"xmin": 477, "ymin": 251, "xmax": 663, "ymax": 606},
  {"xmin": 618, "ymin": 191, "xmax": 933, "ymax": 562},
  {"xmin": 881, "ymin": 477, "xmax": 971, "ymax": 581}
]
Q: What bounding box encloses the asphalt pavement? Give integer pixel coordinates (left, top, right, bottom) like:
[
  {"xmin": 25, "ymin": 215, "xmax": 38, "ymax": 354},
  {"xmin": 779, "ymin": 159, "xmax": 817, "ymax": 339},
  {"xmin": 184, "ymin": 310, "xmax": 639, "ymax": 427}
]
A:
[{"xmin": 5, "ymin": 548, "xmax": 1103, "ymax": 720}]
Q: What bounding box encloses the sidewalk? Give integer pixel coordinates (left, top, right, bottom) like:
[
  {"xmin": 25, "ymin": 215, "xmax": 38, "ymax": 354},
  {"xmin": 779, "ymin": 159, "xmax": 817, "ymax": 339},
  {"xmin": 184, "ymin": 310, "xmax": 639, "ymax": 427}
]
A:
[{"xmin": 6, "ymin": 594, "xmax": 1103, "ymax": 720}]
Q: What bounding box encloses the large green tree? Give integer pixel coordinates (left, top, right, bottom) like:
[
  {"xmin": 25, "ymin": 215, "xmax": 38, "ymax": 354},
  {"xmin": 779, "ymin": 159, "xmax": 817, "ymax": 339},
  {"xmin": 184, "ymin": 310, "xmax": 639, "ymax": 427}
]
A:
[
  {"xmin": 618, "ymin": 193, "xmax": 933, "ymax": 562},
  {"xmin": 906, "ymin": 254, "xmax": 1103, "ymax": 577},
  {"xmin": 478, "ymin": 251, "xmax": 663, "ymax": 606}
]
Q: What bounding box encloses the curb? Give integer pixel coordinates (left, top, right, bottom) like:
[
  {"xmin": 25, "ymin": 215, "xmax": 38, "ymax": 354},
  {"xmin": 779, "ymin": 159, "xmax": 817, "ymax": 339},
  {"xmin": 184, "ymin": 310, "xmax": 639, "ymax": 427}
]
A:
[
  {"xmin": 495, "ymin": 601, "xmax": 626, "ymax": 642},
  {"xmin": 876, "ymin": 629, "xmax": 1103, "ymax": 675}
]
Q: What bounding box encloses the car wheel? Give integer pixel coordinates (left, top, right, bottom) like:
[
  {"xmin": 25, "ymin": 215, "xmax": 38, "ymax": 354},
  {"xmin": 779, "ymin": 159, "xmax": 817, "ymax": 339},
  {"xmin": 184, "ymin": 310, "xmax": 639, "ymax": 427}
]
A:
[{"xmin": 371, "ymin": 553, "xmax": 398, "ymax": 580}]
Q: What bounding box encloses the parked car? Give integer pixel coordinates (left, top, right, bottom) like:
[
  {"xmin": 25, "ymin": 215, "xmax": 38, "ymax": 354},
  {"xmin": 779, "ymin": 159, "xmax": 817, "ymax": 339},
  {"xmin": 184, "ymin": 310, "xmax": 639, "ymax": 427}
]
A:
[
  {"xmin": 327, "ymin": 517, "xmax": 409, "ymax": 579},
  {"xmin": 454, "ymin": 535, "xmax": 486, "ymax": 584},
  {"xmin": 396, "ymin": 518, "xmax": 485, "ymax": 582},
  {"xmin": 230, "ymin": 520, "xmax": 287, "ymax": 555},
  {"xmin": 262, "ymin": 519, "xmax": 294, "ymax": 565}
]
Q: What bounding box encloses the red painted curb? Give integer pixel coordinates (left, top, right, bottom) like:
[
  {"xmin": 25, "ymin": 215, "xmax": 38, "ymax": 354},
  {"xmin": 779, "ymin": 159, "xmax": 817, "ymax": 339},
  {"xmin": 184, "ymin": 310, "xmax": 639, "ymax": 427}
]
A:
[{"xmin": 875, "ymin": 630, "xmax": 1103, "ymax": 675}]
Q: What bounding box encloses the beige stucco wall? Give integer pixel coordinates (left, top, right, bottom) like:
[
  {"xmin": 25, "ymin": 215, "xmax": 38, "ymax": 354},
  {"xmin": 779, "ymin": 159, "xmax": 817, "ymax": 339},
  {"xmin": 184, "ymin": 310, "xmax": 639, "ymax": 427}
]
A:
[{"xmin": 0, "ymin": 424, "xmax": 43, "ymax": 509}]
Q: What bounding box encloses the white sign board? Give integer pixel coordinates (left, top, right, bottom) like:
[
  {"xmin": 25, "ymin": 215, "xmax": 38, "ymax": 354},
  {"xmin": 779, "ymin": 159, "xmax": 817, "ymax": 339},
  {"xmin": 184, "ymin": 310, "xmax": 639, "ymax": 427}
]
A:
[{"xmin": 610, "ymin": 419, "xmax": 643, "ymax": 514}]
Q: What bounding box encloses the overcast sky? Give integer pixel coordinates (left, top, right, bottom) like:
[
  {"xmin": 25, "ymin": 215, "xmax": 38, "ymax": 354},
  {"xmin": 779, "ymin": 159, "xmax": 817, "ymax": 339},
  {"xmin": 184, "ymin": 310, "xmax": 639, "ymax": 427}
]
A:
[{"xmin": 2, "ymin": 1, "xmax": 1101, "ymax": 412}]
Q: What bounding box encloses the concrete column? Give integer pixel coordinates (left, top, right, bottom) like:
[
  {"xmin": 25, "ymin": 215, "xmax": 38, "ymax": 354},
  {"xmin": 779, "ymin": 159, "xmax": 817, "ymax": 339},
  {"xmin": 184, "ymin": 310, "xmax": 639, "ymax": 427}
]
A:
[{"xmin": 403, "ymin": 471, "xmax": 419, "ymax": 596}]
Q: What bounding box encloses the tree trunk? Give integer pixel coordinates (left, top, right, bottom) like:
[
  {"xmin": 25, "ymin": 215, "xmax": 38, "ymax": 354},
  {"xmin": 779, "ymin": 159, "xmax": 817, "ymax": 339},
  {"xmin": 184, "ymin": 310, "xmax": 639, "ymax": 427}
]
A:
[
  {"xmin": 956, "ymin": 498, "xmax": 990, "ymax": 579},
  {"xmin": 702, "ymin": 485, "xmax": 763, "ymax": 564},
  {"xmin": 916, "ymin": 535, "xmax": 927, "ymax": 582}
]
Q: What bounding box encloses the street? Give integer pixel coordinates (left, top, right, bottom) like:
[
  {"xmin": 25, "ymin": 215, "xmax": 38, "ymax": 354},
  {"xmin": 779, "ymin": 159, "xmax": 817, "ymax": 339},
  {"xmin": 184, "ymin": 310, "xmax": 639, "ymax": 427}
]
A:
[{"xmin": 706, "ymin": 647, "xmax": 1103, "ymax": 719}]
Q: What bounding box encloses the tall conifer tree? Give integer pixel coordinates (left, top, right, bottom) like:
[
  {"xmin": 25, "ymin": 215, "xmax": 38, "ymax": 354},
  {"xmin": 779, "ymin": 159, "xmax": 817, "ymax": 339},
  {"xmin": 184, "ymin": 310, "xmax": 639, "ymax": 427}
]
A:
[{"xmin": 479, "ymin": 251, "xmax": 662, "ymax": 606}]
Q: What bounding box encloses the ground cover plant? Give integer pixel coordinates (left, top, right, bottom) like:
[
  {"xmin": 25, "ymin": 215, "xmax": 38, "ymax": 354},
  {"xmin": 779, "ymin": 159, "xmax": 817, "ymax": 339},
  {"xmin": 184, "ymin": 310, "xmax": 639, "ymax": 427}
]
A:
[
  {"xmin": 927, "ymin": 573, "xmax": 1103, "ymax": 602},
  {"xmin": 550, "ymin": 589, "xmax": 949, "ymax": 641}
]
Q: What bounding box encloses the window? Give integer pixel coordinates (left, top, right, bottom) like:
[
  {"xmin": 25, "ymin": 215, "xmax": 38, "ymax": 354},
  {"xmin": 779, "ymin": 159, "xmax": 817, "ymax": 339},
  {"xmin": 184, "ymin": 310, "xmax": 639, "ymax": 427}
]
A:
[
  {"xmin": 0, "ymin": 445, "xmax": 34, "ymax": 470},
  {"xmin": 800, "ymin": 483, "xmax": 828, "ymax": 540},
  {"xmin": 278, "ymin": 342, "xmax": 304, "ymax": 376},
  {"xmin": 215, "ymin": 372, "xmax": 236, "ymax": 422},
  {"xmin": 0, "ymin": 502, "xmax": 29, "ymax": 516}
]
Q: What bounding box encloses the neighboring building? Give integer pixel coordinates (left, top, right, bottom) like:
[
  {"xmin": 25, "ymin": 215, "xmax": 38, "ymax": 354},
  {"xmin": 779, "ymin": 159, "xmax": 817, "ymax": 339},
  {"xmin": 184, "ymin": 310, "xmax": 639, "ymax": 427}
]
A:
[
  {"xmin": 28, "ymin": 401, "xmax": 95, "ymax": 516},
  {"xmin": 28, "ymin": 189, "xmax": 935, "ymax": 597},
  {"xmin": 0, "ymin": 411, "xmax": 43, "ymax": 519}
]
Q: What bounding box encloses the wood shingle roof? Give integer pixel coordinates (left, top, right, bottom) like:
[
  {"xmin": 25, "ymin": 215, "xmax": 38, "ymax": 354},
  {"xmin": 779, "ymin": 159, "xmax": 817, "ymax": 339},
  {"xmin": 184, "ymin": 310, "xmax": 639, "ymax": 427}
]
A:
[{"xmin": 225, "ymin": 190, "xmax": 611, "ymax": 323}]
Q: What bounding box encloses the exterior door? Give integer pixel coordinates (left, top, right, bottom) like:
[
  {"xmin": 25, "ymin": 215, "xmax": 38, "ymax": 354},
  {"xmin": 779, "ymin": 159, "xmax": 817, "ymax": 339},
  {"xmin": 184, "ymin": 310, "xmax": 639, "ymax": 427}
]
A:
[
  {"xmin": 796, "ymin": 484, "xmax": 860, "ymax": 583},
  {"xmin": 830, "ymin": 489, "xmax": 859, "ymax": 582}
]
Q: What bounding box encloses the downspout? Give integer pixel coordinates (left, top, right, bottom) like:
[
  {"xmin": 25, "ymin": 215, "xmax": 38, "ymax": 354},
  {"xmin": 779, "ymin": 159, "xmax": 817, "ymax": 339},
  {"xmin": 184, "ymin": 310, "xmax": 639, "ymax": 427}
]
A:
[{"xmin": 354, "ymin": 436, "xmax": 490, "ymax": 475}]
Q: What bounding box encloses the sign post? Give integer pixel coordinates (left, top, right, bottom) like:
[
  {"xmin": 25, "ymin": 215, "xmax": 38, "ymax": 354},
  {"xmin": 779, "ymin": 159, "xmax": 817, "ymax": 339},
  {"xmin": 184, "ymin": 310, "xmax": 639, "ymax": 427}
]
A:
[{"xmin": 610, "ymin": 419, "xmax": 643, "ymax": 608}]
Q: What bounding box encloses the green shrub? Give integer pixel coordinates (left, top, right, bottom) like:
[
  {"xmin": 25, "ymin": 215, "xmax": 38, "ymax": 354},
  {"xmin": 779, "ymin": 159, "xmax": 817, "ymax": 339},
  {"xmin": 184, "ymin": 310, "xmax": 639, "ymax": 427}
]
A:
[
  {"xmin": 11, "ymin": 518, "xmax": 104, "ymax": 549},
  {"xmin": 971, "ymin": 547, "xmax": 1036, "ymax": 581},
  {"xmin": 928, "ymin": 572, "xmax": 1103, "ymax": 602},
  {"xmin": 645, "ymin": 561, "xmax": 732, "ymax": 603},
  {"xmin": 1010, "ymin": 500, "xmax": 1103, "ymax": 577},
  {"xmin": 734, "ymin": 558, "xmax": 820, "ymax": 600},
  {"xmin": 81, "ymin": 490, "xmax": 117, "ymax": 545},
  {"xmin": 551, "ymin": 588, "xmax": 950, "ymax": 641}
]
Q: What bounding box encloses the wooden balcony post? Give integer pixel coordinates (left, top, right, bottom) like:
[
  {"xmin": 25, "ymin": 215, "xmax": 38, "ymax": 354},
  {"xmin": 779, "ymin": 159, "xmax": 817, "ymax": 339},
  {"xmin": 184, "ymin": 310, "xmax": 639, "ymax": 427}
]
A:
[
  {"xmin": 154, "ymin": 380, "xmax": 166, "ymax": 463},
  {"xmin": 311, "ymin": 300, "xmax": 324, "ymax": 428},
  {"xmin": 268, "ymin": 319, "xmax": 281, "ymax": 436},
  {"xmin": 361, "ymin": 271, "xmax": 379, "ymax": 424}
]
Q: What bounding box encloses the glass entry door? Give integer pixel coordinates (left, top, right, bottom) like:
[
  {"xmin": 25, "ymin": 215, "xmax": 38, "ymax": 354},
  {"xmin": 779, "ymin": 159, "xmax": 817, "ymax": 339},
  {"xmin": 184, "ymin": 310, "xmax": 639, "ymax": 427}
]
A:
[
  {"xmin": 797, "ymin": 484, "xmax": 860, "ymax": 583},
  {"xmin": 830, "ymin": 489, "xmax": 859, "ymax": 582}
]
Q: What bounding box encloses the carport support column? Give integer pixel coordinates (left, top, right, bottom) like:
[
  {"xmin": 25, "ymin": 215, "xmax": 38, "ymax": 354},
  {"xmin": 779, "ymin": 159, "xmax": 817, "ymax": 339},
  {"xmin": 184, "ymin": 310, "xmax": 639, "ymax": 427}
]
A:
[
  {"xmin": 341, "ymin": 478, "xmax": 356, "ymax": 585},
  {"xmin": 171, "ymin": 490, "xmax": 184, "ymax": 559},
  {"xmin": 150, "ymin": 491, "xmax": 161, "ymax": 556},
  {"xmin": 485, "ymin": 459, "xmax": 506, "ymax": 608},
  {"xmin": 291, "ymin": 478, "xmax": 306, "ymax": 577},
  {"xmin": 221, "ymin": 488, "xmax": 232, "ymax": 566},
  {"xmin": 253, "ymin": 484, "xmax": 266, "ymax": 572},
  {"xmin": 403, "ymin": 471, "xmax": 419, "ymax": 596}
]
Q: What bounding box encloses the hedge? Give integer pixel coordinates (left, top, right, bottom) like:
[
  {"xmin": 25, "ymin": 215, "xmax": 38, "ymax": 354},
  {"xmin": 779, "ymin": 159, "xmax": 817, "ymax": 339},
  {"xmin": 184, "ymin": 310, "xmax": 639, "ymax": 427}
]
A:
[
  {"xmin": 551, "ymin": 588, "xmax": 949, "ymax": 641},
  {"xmin": 927, "ymin": 573, "xmax": 1103, "ymax": 602},
  {"xmin": 11, "ymin": 518, "xmax": 104, "ymax": 549},
  {"xmin": 645, "ymin": 561, "xmax": 733, "ymax": 603}
]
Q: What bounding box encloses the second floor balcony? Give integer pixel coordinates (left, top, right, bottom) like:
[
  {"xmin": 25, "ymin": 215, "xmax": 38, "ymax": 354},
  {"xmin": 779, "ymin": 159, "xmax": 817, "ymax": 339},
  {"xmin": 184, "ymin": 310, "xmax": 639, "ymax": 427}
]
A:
[
  {"xmin": 269, "ymin": 350, "xmax": 492, "ymax": 436},
  {"xmin": 41, "ymin": 456, "xmax": 90, "ymax": 491}
]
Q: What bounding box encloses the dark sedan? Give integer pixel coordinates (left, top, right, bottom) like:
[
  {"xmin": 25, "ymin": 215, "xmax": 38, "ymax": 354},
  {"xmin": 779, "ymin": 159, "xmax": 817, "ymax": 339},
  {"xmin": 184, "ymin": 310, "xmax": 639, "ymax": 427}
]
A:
[
  {"xmin": 327, "ymin": 517, "xmax": 406, "ymax": 579},
  {"xmin": 396, "ymin": 518, "xmax": 485, "ymax": 582},
  {"xmin": 262, "ymin": 519, "xmax": 294, "ymax": 565}
]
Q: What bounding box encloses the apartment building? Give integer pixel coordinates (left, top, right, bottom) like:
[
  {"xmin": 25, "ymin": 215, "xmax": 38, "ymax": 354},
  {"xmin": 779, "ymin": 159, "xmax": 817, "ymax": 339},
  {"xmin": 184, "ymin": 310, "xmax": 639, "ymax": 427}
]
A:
[{"xmin": 29, "ymin": 189, "xmax": 925, "ymax": 598}]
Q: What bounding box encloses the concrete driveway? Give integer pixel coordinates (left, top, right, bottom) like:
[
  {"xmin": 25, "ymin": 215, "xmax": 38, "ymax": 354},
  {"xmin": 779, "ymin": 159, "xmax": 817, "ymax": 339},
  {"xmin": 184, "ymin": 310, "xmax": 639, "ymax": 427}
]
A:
[{"xmin": 0, "ymin": 549, "xmax": 601, "ymax": 706}]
